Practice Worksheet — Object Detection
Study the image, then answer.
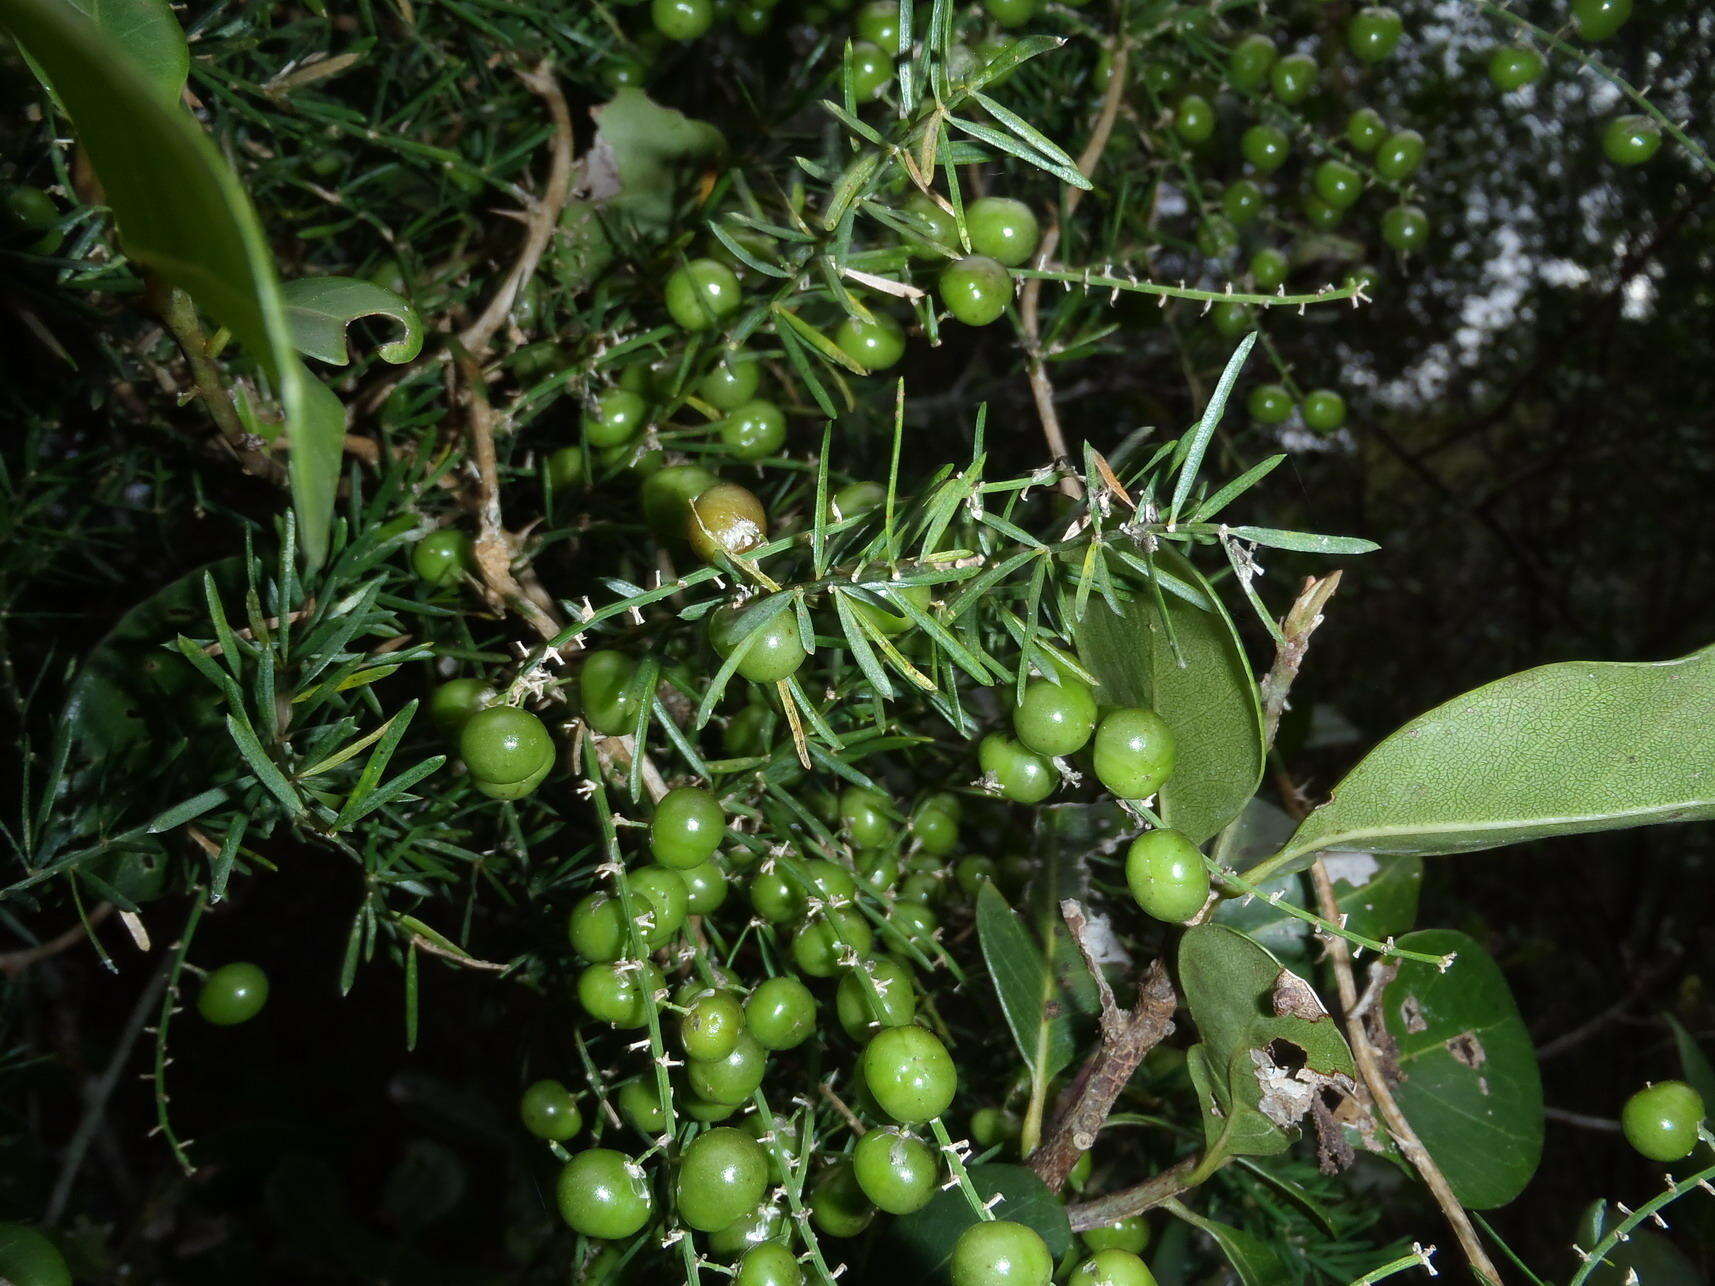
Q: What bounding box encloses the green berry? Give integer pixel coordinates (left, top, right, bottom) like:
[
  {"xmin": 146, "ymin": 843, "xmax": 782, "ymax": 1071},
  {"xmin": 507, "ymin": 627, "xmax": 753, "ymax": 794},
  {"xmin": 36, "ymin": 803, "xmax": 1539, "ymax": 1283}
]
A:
[
  {"xmin": 851, "ymin": 581, "xmax": 932, "ymax": 635},
  {"xmin": 862, "ymin": 1025, "xmax": 956, "ymax": 1123},
  {"xmin": 583, "ymin": 388, "xmax": 649, "ymax": 449},
  {"xmin": 681, "ymin": 860, "xmax": 729, "ymax": 915},
  {"xmin": 902, "ymin": 193, "xmax": 957, "ymax": 258},
  {"xmin": 940, "ymin": 255, "xmax": 1013, "ymax": 326},
  {"xmin": 836, "ymin": 956, "xmax": 917, "ymax": 1039},
  {"xmin": 430, "ymin": 677, "xmax": 493, "ymax": 736},
  {"xmin": 791, "ymin": 909, "xmax": 873, "ymax": 977},
  {"xmin": 1314, "ymin": 160, "xmax": 1363, "ymax": 210},
  {"xmin": 1270, "ymin": 52, "xmax": 1317, "ymax": 103},
  {"xmin": 850, "ymin": 41, "xmax": 893, "ymax": 101},
  {"xmin": 1573, "ymin": 0, "xmax": 1630, "ymax": 41},
  {"xmin": 578, "ymin": 960, "xmax": 666, "ymax": 1027},
  {"xmin": 1174, "ymin": 94, "xmax": 1215, "ymax": 144},
  {"xmin": 840, "ymin": 785, "xmax": 896, "ymax": 847},
  {"xmin": 580, "ymin": 649, "xmax": 642, "ymax": 735},
  {"xmin": 410, "ymin": 530, "xmax": 475, "ymax": 587},
  {"xmin": 1348, "ymin": 6, "xmax": 1403, "ymax": 63},
  {"xmin": 835, "ymin": 312, "xmax": 907, "ymax": 372},
  {"xmin": 750, "ymin": 869, "xmax": 806, "ymax": 923},
  {"xmin": 1241, "ymin": 124, "xmax": 1290, "ymax": 173},
  {"xmin": 965, "ymin": 197, "xmax": 1041, "ymax": 268},
  {"xmin": 1092, "ymin": 708, "xmax": 1176, "ymax": 800},
  {"xmin": 1228, "ymin": 33, "xmax": 1277, "ymax": 92},
  {"xmin": 1248, "ymin": 383, "xmax": 1293, "ymax": 424},
  {"xmin": 1302, "ymin": 388, "xmax": 1346, "ymax": 433},
  {"xmin": 834, "ymin": 481, "xmax": 887, "ymax": 518},
  {"xmin": 1210, "ymin": 301, "xmax": 1253, "ymax": 339},
  {"xmin": 1375, "ymin": 129, "xmax": 1426, "ymax": 180},
  {"xmin": 720, "ymin": 399, "xmax": 787, "ymax": 460},
  {"xmin": 979, "ymin": 733, "xmax": 1057, "ymax": 804},
  {"xmin": 983, "ymin": 0, "xmax": 1039, "ymax": 28},
  {"xmin": 653, "ymin": 0, "xmax": 713, "ymax": 39},
  {"xmin": 700, "ymin": 350, "xmax": 763, "ymax": 410},
  {"xmin": 459, "ymin": 705, "xmax": 554, "ymax": 785},
  {"xmin": 642, "ymin": 464, "xmax": 721, "ymax": 541},
  {"xmin": 745, "ymin": 976, "xmax": 818, "ymax": 1049},
  {"xmin": 1603, "ymin": 114, "xmax": 1661, "ymax": 166},
  {"xmin": 855, "ymin": 0, "xmax": 899, "ymax": 46},
  {"xmin": 1346, "ymin": 107, "xmax": 1387, "ymax": 152},
  {"xmin": 557, "ymin": 1149, "xmax": 654, "ymax": 1239},
  {"xmin": 1487, "ymin": 45, "xmax": 1544, "ymax": 91},
  {"xmin": 1250, "ymin": 247, "xmax": 1289, "ymax": 289},
  {"xmin": 1014, "ymin": 677, "xmax": 1098, "ymax": 757},
  {"xmin": 666, "ymin": 258, "xmax": 743, "ymax": 330},
  {"xmin": 853, "ymin": 1129, "xmax": 938, "ymax": 1213},
  {"xmin": 951, "ymin": 1220, "xmax": 1052, "ymax": 1286},
  {"xmin": 681, "ymin": 990, "xmax": 747, "ymax": 1062},
  {"xmin": 1222, "ymin": 179, "xmax": 1265, "ymax": 226},
  {"xmin": 197, "ymin": 962, "xmax": 269, "ymax": 1026},
  {"xmin": 1380, "ymin": 203, "xmax": 1429, "ymax": 252},
  {"xmin": 1125, "ymin": 829, "xmax": 1211, "ymax": 922},
  {"xmin": 711, "ymin": 600, "xmax": 807, "ymax": 685},
  {"xmin": 688, "ymin": 483, "xmax": 770, "ymax": 564},
  {"xmin": 546, "ymin": 447, "xmax": 586, "ymax": 491},
  {"xmin": 1082, "ymin": 1216, "xmax": 1151, "ymax": 1255},
  {"xmin": 1071, "ymin": 1250, "xmax": 1158, "ymax": 1286},
  {"xmin": 568, "ymin": 891, "xmax": 626, "ymax": 962},
  {"xmin": 687, "ymin": 1031, "xmax": 769, "ymax": 1105},
  {"xmin": 617, "ymin": 1079, "xmax": 669, "ymax": 1135},
  {"xmin": 736, "ymin": 1243, "xmax": 803, "ymax": 1286},
  {"xmin": 520, "ymin": 1079, "xmax": 583, "ymax": 1140},
  {"xmin": 810, "ymin": 1161, "xmax": 875, "ymax": 1238},
  {"xmin": 678, "ymin": 1127, "xmax": 770, "ymax": 1231},
  {"xmin": 1621, "ymin": 1081, "xmax": 1705, "ymax": 1162}
]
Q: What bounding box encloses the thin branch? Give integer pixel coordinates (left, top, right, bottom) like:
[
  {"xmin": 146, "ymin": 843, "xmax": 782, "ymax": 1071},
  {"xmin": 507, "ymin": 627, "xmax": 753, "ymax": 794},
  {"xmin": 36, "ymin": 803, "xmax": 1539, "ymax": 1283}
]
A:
[
  {"xmin": 1066, "ymin": 1155, "xmax": 1199, "ymax": 1230},
  {"xmin": 1, "ymin": 903, "xmax": 114, "ymax": 977},
  {"xmin": 1309, "ymin": 859, "xmax": 1502, "ymax": 1286}
]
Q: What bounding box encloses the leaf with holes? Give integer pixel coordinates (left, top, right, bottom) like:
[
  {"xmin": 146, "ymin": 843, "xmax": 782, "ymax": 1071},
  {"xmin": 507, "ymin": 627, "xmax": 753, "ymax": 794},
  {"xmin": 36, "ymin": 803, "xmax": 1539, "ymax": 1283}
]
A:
[
  {"xmin": 1381, "ymin": 929, "xmax": 1543, "ymax": 1209},
  {"xmin": 281, "ymin": 276, "xmax": 424, "ymax": 366}
]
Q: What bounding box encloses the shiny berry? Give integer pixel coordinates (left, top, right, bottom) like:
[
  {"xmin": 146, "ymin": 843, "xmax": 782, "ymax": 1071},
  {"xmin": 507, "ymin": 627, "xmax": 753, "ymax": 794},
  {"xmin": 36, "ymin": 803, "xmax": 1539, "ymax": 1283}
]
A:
[
  {"xmin": 1621, "ymin": 1081, "xmax": 1705, "ymax": 1162},
  {"xmin": 1241, "ymin": 124, "xmax": 1290, "ymax": 173},
  {"xmin": 688, "ymin": 483, "xmax": 769, "ymax": 564},
  {"xmin": 984, "ymin": 0, "xmax": 1039, "ymax": 28},
  {"xmin": 1603, "ymin": 115, "xmax": 1661, "ymax": 166},
  {"xmin": 642, "ymin": 464, "xmax": 721, "ymax": 540},
  {"xmin": 811, "ymin": 1162, "xmax": 875, "ymax": 1238},
  {"xmin": 1250, "ymin": 247, "xmax": 1289, "ymax": 289},
  {"xmin": 749, "ymin": 869, "xmax": 806, "ymax": 923},
  {"xmin": 1348, "ymin": 7, "xmax": 1403, "ymax": 62},
  {"xmin": 951, "ymin": 1220, "xmax": 1052, "ymax": 1286},
  {"xmin": 681, "ymin": 989, "xmax": 747, "ymax": 1062},
  {"xmin": 1210, "ymin": 301, "xmax": 1253, "ymax": 339},
  {"xmin": 835, "ymin": 312, "xmax": 907, "ymax": 372},
  {"xmin": 430, "ymin": 677, "xmax": 493, "ymax": 736},
  {"xmin": 850, "ymin": 42, "xmax": 892, "ymax": 101},
  {"xmin": 410, "ymin": 530, "xmax": 475, "ymax": 587},
  {"xmin": 1071, "ymin": 1249, "xmax": 1156, "ymax": 1286},
  {"xmin": 521, "ymin": 1079, "xmax": 583, "ymax": 1140},
  {"xmin": 902, "ymin": 193, "xmax": 957, "ymax": 258},
  {"xmin": 910, "ymin": 794, "xmax": 961, "ymax": 855},
  {"xmin": 856, "ymin": 0, "xmax": 899, "ymax": 45},
  {"xmin": 557, "ymin": 1149, "xmax": 654, "ymax": 1239},
  {"xmin": 583, "ymin": 388, "xmax": 649, "ymax": 449},
  {"xmin": 460, "ymin": 705, "xmax": 554, "ymax": 785},
  {"xmin": 1314, "ymin": 160, "xmax": 1363, "ymax": 210},
  {"xmin": 853, "ymin": 1129, "xmax": 937, "ymax": 1213},
  {"xmin": 1573, "ymin": 0, "xmax": 1630, "ymax": 41},
  {"xmin": 580, "ymin": 649, "xmax": 641, "ymax": 735},
  {"xmin": 617, "ymin": 1079, "xmax": 669, "ymax": 1135},
  {"xmin": 736, "ymin": 1243, "xmax": 803, "ymax": 1286},
  {"xmin": 1082, "ymin": 1216, "xmax": 1151, "ymax": 1254},
  {"xmin": 720, "ymin": 399, "xmax": 787, "ymax": 460},
  {"xmin": 840, "ymin": 785, "xmax": 896, "ymax": 847},
  {"xmin": 1380, "ymin": 203, "xmax": 1429, "ymax": 252},
  {"xmin": 1248, "ymin": 383, "xmax": 1293, "ymax": 424},
  {"xmin": 863, "ymin": 1025, "xmax": 956, "ymax": 1123},
  {"xmin": 1270, "ymin": 52, "xmax": 1317, "ymax": 103},
  {"xmin": 1125, "ymin": 828, "xmax": 1211, "ymax": 922},
  {"xmin": 711, "ymin": 601, "xmax": 806, "ymax": 685},
  {"xmin": 1092, "ymin": 708, "xmax": 1176, "ymax": 800},
  {"xmin": 1302, "ymin": 388, "xmax": 1347, "ymax": 432},
  {"xmin": 1375, "ymin": 129, "xmax": 1426, "ymax": 180},
  {"xmin": 688, "ymin": 1031, "xmax": 769, "ymax": 1105},
  {"xmin": 680, "ymin": 861, "xmax": 728, "ymax": 915},
  {"xmin": 666, "ymin": 258, "xmax": 743, "ymax": 330},
  {"xmin": 1221, "ymin": 179, "xmax": 1265, "ymax": 226},
  {"xmin": 198, "ymin": 962, "xmax": 269, "ymax": 1026},
  {"xmin": 852, "ymin": 581, "xmax": 931, "ymax": 635},
  {"xmin": 1346, "ymin": 107, "xmax": 1387, "ymax": 152},
  {"xmin": 579, "ymin": 960, "xmax": 666, "ymax": 1027},
  {"xmin": 746, "ymin": 976, "xmax": 818, "ymax": 1049},
  {"xmin": 966, "ymin": 197, "xmax": 1041, "ymax": 268},
  {"xmin": 700, "ymin": 350, "xmax": 762, "ymax": 410},
  {"xmin": 1174, "ymin": 94, "xmax": 1215, "ymax": 144},
  {"xmin": 1301, "ymin": 190, "xmax": 1343, "ymax": 230},
  {"xmin": 1488, "ymin": 44, "xmax": 1544, "ymax": 91},
  {"xmin": 678, "ymin": 1127, "xmax": 770, "ymax": 1231},
  {"xmin": 791, "ymin": 909, "xmax": 873, "ymax": 977},
  {"xmin": 653, "ymin": 0, "xmax": 713, "ymax": 39},
  {"xmin": 979, "ymin": 733, "xmax": 1056, "ymax": 804},
  {"xmin": 837, "ymin": 956, "xmax": 917, "ymax": 1038},
  {"xmin": 1227, "ymin": 33, "xmax": 1277, "ymax": 92},
  {"xmin": 940, "ymin": 255, "xmax": 1013, "ymax": 326}
]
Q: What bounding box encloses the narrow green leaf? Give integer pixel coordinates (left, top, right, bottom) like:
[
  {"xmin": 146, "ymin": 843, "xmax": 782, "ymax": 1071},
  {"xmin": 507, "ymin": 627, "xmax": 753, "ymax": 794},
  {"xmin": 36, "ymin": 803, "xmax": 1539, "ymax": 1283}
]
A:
[
  {"xmin": 972, "ymin": 91, "xmax": 1091, "ymax": 190},
  {"xmin": 1221, "ymin": 525, "xmax": 1379, "ymax": 555},
  {"xmin": 224, "ymin": 714, "xmax": 301, "ymax": 815},
  {"xmin": 1170, "ymin": 333, "xmax": 1257, "ymax": 523},
  {"xmin": 975, "ymin": 882, "xmax": 1074, "ymax": 1079}
]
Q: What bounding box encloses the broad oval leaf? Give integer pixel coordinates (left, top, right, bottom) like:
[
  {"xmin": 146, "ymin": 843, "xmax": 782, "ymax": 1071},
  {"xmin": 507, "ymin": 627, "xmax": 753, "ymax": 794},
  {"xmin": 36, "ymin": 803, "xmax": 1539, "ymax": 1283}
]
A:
[
  {"xmin": 882, "ymin": 1164, "xmax": 1071, "ymax": 1284},
  {"xmin": 1075, "ymin": 548, "xmax": 1264, "ymax": 843},
  {"xmin": 0, "ymin": 0, "xmax": 337, "ymax": 566},
  {"xmin": 1276, "ymin": 645, "xmax": 1715, "ymax": 870},
  {"xmin": 1381, "ymin": 929, "xmax": 1543, "ymax": 1209},
  {"xmin": 281, "ymin": 276, "xmax": 425, "ymax": 366},
  {"xmin": 976, "ymin": 882, "xmax": 1077, "ymax": 1080},
  {"xmin": 33, "ymin": 0, "xmax": 187, "ymax": 106}
]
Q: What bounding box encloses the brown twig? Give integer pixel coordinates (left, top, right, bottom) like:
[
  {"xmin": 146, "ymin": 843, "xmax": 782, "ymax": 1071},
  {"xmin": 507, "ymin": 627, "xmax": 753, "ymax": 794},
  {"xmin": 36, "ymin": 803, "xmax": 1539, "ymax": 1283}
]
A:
[
  {"xmin": 1018, "ymin": 36, "xmax": 1129, "ymax": 497},
  {"xmin": 457, "ymin": 61, "xmax": 574, "ymax": 355},
  {"xmin": 1, "ymin": 903, "xmax": 114, "ymax": 977},
  {"xmin": 1259, "ymin": 571, "xmax": 1343, "ymax": 749},
  {"xmin": 1027, "ymin": 902, "xmax": 1176, "ymax": 1191},
  {"xmin": 1309, "ymin": 859, "xmax": 1502, "ymax": 1286},
  {"xmin": 1066, "ymin": 1156, "xmax": 1199, "ymax": 1231}
]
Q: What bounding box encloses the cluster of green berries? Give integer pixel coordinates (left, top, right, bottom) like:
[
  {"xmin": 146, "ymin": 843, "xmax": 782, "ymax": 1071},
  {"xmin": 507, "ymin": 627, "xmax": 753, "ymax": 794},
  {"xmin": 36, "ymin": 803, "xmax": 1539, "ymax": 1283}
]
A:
[
  {"xmin": 1247, "ymin": 383, "xmax": 1347, "ymax": 434},
  {"xmin": 980, "ymin": 675, "xmax": 1176, "ymax": 807}
]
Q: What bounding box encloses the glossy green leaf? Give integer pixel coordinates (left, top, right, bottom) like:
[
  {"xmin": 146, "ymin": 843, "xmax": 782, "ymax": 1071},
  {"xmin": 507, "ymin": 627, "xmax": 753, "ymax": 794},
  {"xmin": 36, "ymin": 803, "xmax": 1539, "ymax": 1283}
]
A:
[
  {"xmin": 1164, "ymin": 1200, "xmax": 1291, "ymax": 1286},
  {"xmin": 1276, "ymin": 644, "xmax": 1715, "ymax": 871},
  {"xmin": 1380, "ymin": 929, "xmax": 1542, "ymax": 1209},
  {"xmin": 886, "ymin": 1164, "xmax": 1071, "ymax": 1282},
  {"xmin": 976, "ymin": 882, "xmax": 1075, "ymax": 1080},
  {"xmin": 1075, "ymin": 548, "xmax": 1264, "ymax": 842},
  {"xmin": 0, "ymin": 0, "xmax": 339, "ymax": 565},
  {"xmin": 35, "ymin": 0, "xmax": 187, "ymax": 106},
  {"xmin": 281, "ymin": 276, "xmax": 425, "ymax": 366},
  {"xmin": 1178, "ymin": 925, "xmax": 1355, "ymax": 1165}
]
